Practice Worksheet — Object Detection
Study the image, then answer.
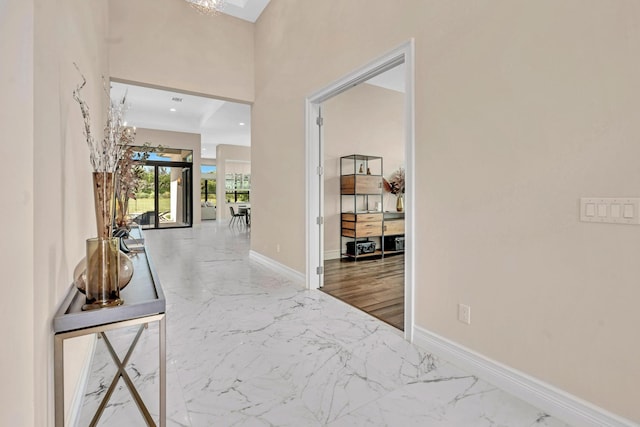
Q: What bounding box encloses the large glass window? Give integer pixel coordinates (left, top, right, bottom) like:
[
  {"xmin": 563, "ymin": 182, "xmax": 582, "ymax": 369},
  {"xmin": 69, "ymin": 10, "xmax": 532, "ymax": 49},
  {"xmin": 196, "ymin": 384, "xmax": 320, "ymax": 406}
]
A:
[
  {"xmin": 127, "ymin": 147, "xmax": 193, "ymax": 229},
  {"xmin": 201, "ymin": 165, "xmax": 216, "ymax": 205},
  {"xmin": 224, "ymin": 161, "xmax": 250, "ymax": 203}
]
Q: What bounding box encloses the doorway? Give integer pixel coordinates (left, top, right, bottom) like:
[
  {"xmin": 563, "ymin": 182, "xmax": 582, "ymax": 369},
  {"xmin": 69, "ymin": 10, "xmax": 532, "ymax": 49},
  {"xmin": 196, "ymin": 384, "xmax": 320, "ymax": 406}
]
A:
[{"xmin": 305, "ymin": 41, "xmax": 415, "ymax": 339}]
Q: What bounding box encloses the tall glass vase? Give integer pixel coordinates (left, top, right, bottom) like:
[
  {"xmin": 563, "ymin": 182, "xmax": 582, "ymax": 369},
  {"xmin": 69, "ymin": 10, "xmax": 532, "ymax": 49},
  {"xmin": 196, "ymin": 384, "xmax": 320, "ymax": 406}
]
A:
[
  {"xmin": 83, "ymin": 237, "xmax": 123, "ymax": 310},
  {"xmin": 82, "ymin": 172, "xmax": 124, "ymax": 310},
  {"xmin": 93, "ymin": 172, "xmax": 115, "ymax": 239}
]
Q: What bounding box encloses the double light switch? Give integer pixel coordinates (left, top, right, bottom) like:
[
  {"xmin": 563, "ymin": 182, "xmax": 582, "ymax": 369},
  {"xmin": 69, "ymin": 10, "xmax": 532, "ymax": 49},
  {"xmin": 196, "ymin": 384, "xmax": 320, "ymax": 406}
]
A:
[{"xmin": 580, "ymin": 198, "xmax": 640, "ymax": 224}]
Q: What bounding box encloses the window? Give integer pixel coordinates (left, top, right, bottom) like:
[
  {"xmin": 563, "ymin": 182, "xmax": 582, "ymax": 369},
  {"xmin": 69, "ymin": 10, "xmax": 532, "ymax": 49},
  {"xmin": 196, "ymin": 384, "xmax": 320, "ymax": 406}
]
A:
[
  {"xmin": 225, "ymin": 172, "xmax": 250, "ymax": 203},
  {"xmin": 127, "ymin": 146, "xmax": 193, "ymax": 229},
  {"xmin": 201, "ymin": 165, "xmax": 217, "ymax": 205},
  {"xmin": 224, "ymin": 160, "xmax": 250, "ymax": 203}
]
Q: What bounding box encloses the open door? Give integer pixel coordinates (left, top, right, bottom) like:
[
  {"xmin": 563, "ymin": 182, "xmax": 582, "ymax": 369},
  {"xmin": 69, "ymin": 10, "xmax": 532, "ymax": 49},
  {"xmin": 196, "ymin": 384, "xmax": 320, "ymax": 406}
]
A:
[{"xmin": 306, "ymin": 40, "xmax": 415, "ymax": 339}]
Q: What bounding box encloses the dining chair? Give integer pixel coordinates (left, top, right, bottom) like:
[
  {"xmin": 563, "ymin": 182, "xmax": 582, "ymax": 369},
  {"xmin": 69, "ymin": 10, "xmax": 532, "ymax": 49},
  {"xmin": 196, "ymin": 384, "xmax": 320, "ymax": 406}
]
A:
[{"xmin": 229, "ymin": 206, "xmax": 245, "ymax": 227}]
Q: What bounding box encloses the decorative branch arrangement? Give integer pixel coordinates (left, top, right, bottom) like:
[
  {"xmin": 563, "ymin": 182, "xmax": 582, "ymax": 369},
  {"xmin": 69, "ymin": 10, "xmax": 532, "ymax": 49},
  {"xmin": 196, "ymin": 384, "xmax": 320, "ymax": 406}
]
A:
[
  {"xmin": 73, "ymin": 63, "xmax": 135, "ymax": 239},
  {"xmin": 384, "ymin": 167, "xmax": 405, "ymax": 195},
  {"xmin": 72, "ymin": 62, "xmax": 133, "ymax": 173},
  {"xmin": 115, "ymin": 143, "xmax": 161, "ymax": 228}
]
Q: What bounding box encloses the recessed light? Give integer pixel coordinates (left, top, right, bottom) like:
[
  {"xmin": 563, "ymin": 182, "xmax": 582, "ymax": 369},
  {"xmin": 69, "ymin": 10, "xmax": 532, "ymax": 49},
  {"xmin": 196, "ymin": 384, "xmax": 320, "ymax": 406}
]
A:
[
  {"xmin": 170, "ymin": 108, "xmax": 177, "ymax": 112},
  {"xmin": 239, "ymin": 122, "xmax": 245, "ymax": 126}
]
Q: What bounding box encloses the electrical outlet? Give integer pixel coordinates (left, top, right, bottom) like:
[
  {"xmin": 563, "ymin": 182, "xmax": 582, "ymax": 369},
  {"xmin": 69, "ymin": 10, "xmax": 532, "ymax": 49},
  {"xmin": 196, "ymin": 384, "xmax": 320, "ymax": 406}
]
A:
[
  {"xmin": 276, "ymin": 244, "xmax": 281, "ymax": 253},
  {"xmin": 458, "ymin": 304, "xmax": 471, "ymax": 325}
]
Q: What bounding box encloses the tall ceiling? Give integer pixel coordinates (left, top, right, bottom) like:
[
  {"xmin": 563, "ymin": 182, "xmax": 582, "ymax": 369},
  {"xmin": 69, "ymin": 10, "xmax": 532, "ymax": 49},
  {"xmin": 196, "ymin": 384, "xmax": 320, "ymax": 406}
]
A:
[
  {"xmin": 109, "ymin": 60, "xmax": 404, "ymax": 160},
  {"xmin": 220, "ymin": 0, "xmax": 271, "ymax": 22}
]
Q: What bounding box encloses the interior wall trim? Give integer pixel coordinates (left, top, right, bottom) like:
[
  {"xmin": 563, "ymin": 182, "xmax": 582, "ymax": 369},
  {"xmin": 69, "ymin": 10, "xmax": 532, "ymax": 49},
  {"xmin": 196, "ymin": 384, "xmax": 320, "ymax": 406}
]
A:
[
  {"xmin": 249, "ymin": 250, "xmax": 306, "ymax": 285},
  {"xmin": 305, "ymin": 39, "xmax": 416, "ymax": 341},
  {"xmin": 323, "ymin": 250, "xmax": 341, "ymax": 261},
  {"xmin": 413, "ymin": 326, "xmax": 636, "ymax": 427}
]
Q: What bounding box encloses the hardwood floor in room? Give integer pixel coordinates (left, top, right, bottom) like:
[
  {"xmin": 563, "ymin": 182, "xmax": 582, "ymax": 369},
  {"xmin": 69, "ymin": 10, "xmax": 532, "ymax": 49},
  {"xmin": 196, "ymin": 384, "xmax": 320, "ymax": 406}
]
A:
[{"xmin": 321, "ymin": 254, "xmax": 404, "ymax": 330}]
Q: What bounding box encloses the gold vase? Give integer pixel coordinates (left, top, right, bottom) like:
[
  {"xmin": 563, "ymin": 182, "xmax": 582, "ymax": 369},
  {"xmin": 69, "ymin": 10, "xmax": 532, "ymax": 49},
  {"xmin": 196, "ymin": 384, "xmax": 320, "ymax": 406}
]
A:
[
  {"xmin": 396, "ymin": 194, "xmax": 404, "ymax": 212},
  {"xmin": 83, "ymin": 237, "xmax": 123, "ymax": 310}
]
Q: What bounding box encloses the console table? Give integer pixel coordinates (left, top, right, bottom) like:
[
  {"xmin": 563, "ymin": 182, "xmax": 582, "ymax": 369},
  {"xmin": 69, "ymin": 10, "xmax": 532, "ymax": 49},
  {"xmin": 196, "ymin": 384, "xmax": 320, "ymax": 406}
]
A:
[{"xmin": 53, "ymin": 246, "xmax": 166, "ymax": 427}]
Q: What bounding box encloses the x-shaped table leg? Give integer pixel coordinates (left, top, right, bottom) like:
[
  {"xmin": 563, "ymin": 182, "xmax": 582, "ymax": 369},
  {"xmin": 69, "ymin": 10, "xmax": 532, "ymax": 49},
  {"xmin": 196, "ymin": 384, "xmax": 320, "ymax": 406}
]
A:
[{"xmin": 90, "ymin": 324, "xmax": 156, "ymax": 426}]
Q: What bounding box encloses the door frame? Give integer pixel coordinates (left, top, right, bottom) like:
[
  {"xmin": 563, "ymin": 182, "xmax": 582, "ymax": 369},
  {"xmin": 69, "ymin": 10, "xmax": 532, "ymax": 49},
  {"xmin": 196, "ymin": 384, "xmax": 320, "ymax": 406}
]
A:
[
  {"xmin": 138, "ymin": 160, "xmax": 194, "ymax": 229},
  {"xmin": 304, "ymin": 40, "xmax": 416, "ymax": 341}
]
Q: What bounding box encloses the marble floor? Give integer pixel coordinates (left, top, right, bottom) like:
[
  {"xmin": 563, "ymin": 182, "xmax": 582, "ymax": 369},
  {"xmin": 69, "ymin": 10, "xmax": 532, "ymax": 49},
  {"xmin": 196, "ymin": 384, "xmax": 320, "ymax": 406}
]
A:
[{"xmin": 77, "ymin": 221, "xmax": 570, "ymax": 426}]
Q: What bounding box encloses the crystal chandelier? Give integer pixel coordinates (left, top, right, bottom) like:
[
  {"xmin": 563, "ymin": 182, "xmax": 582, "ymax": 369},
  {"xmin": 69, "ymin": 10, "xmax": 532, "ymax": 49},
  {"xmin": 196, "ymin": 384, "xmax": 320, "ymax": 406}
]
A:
[{"xmin": 185, "ymin": 0, "xmax": 225, "ymax": 15}]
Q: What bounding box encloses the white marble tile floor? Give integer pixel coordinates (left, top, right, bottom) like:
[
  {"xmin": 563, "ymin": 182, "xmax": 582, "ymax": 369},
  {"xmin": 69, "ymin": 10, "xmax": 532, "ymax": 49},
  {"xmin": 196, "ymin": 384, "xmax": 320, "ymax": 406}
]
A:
[{"xmin": 77, "ymin": 221, "xmax": 570, "ymax": 426}]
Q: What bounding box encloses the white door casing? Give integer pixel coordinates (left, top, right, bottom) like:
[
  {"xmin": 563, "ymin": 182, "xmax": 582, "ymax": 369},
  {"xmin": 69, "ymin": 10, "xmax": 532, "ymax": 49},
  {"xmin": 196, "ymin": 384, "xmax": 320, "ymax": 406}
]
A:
[{"xmin": 305, "ymin": 40, "xmax": 416, "ymax": 341}]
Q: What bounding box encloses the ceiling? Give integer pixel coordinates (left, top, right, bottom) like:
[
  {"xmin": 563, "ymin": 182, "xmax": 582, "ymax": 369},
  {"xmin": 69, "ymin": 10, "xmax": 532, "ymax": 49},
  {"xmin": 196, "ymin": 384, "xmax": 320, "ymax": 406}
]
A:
[
  {"xmin": 109, "ymin": 63, "xmax": 404, "ymax": 160},
  {"xmin": 215, "ymin": 0, "xmax": 270, "ymax": 23},
  {"xmin": 365, "ymin": 63, "xmax": 405, "ymax": 93},
  {"xmin": 111, "ymin": 82, "xmax": 250, "ymax": 159}
]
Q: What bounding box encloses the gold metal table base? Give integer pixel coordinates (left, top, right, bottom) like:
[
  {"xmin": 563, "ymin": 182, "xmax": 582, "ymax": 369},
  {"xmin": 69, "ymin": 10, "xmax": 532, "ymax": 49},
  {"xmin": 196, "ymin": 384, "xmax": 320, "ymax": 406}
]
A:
[{"xmin": 54, "ymin": 313, "xmax": 166, "ymax": 427}]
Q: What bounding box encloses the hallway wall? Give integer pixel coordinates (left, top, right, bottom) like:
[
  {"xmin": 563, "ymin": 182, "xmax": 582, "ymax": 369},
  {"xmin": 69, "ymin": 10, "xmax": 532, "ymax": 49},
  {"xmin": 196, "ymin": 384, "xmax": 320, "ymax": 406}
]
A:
[
  {"xmin": 1, "ymin": 0, "xmax": 109, "ymax": 424},
  {"xmin": 108, "ymin": 0, "xmax": 255, "ymax": 103},
  {"xmin": 253, "ymin": 0, "xmax": 640, "ymax": 422},
  {"xmin": 1, "ymin": 1, "xmax": 35, "ymax": 425}
]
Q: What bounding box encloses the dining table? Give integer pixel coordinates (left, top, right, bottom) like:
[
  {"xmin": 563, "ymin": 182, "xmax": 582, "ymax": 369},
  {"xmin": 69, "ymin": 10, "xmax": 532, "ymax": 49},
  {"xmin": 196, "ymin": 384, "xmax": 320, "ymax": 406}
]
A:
[{"xmin": 239, "ymin": 206, "xmax": 251, "ymax": 225}]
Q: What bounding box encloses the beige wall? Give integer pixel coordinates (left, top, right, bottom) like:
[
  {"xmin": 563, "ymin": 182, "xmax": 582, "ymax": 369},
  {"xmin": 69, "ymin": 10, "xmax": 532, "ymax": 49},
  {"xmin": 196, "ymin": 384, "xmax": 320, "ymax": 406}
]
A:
[
  {"xmin": 0, "ymin": 0, "xmax": 112, "ymax": 425},
  {"xmin": 323, "ymin": 83, "xmax": 405, "ymax": 256},
  {"xmin": 109, "ymin": 0, "xmax": 254, "ymax": 103},
  {"xmin": 136, "ymin": 128, "xmax": 202, "ymax": 224},
  {"xmin": 254, "ymin": 0, "xmax": 640, "ymax": 422},
  {"xmin": 215, "ymin": 144, "xmax": 251, "ymax": 220},
  {"xmin": 37, "ymin": 1, "xmax": 110, "ymax": 424},
  {"xmin": 1, "ymin": 1, "xmax": 35, "ymax": 425}
]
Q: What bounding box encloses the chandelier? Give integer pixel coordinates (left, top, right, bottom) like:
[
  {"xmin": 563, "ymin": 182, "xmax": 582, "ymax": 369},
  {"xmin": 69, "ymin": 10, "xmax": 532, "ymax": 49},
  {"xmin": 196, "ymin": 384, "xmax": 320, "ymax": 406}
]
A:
[{"xmin": 185, "ymin": 0, "xmax": 225, "ymax": 15}]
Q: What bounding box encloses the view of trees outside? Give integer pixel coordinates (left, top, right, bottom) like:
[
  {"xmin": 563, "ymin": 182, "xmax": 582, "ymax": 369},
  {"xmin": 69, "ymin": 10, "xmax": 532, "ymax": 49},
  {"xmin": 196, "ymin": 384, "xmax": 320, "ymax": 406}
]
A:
[
  {"xmin": 201, "ymin": 165, "xmax": 217, "ymax": 205},
  {"xmin": 225, "ymin": 172, "xmax": 250, "ymax": 203},
  {"xmin": 127, "ymin": 166, "xmax": 173, "ymax": 216},
  {"xmin": 201, "ymin": 179, "xmax": 216, "ymax": 204}
]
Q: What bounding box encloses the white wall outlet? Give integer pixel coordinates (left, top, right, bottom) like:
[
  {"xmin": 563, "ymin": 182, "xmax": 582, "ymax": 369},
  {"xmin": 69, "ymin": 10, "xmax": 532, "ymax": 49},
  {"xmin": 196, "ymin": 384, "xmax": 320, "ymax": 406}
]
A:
[
  {"xmin": 276, "ymin": 244, "xmax": 281, "ymax": 253},
  {"xmin": 458, "ymin": 303, "xmax": 471, "ymax": 325}
]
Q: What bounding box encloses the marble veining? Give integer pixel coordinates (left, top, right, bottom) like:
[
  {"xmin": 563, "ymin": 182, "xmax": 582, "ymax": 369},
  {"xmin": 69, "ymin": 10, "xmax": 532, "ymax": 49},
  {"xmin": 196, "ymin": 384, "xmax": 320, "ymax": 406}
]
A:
[{"xmin": 77, "ymin": 221, "xmax": 570, "ymax": 426}]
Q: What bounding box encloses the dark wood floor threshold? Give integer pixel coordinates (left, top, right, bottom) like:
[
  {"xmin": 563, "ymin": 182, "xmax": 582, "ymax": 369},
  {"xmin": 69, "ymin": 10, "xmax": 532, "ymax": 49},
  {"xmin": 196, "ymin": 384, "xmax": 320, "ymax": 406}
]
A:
[{"xmin": 321, "ymin": 254, "xmax": 404, "ymax": 331}]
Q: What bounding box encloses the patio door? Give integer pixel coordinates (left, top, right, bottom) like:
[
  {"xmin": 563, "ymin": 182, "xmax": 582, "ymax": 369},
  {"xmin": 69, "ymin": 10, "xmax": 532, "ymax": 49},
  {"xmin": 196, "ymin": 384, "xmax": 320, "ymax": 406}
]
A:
[{"xmin": 128, "ymin": 162, "xmax": 193, "ymax": 229}]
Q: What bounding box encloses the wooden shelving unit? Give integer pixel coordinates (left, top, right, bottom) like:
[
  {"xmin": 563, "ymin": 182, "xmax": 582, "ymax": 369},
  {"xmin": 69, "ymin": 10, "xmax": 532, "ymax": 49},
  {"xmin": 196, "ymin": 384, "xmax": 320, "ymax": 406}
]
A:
[{"xmin": 340, "ymin": 154, "xmax": 384, "ymax": 259}]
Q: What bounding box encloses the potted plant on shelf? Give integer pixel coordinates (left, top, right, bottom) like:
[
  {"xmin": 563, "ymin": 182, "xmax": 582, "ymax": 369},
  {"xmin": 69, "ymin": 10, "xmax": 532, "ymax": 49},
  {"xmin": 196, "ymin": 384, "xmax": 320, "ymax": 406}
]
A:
[{"xmin": 384, "ymin": 167, "xmax": 405, "ymax": 212}]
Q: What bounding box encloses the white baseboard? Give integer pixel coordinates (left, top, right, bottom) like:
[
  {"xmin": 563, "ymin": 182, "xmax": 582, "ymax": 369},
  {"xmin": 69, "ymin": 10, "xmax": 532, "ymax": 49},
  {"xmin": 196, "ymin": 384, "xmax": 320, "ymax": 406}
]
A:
[
  {"xmin": 67, "ymin": 335, "xmax": 97, "ymax": 427},
  {"xmin": 249, "ymin": 250, "xmax": 305, "ymax": 285},
  {"xmin": 324, "ymin": 250, "xmax": 341, "ymax": 260},
  {"xmin": 413, "ymin": 326, "xmax": 637, "ymax": 427}
]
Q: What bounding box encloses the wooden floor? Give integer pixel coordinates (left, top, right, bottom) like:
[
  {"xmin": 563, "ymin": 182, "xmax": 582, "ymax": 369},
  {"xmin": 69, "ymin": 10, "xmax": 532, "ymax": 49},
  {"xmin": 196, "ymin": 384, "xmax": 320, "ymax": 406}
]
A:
[{"xmin": 321, "ymin": 254, "xmax": 404, "ymax": 330}]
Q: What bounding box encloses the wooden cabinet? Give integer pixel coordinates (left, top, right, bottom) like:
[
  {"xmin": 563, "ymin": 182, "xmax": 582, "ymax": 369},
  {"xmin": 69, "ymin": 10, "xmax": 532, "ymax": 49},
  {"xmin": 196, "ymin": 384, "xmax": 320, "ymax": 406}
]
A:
[
  {"xmin": 341, "ymin": 175, "xmax": 382, "ymax": 195},
  {"xmin": 342, "ymin": 213, "xmax": 383, "ymax": 238},
  {"xmin": 384, "ymin": 218, "xmax": 405, "ymax": 236}
]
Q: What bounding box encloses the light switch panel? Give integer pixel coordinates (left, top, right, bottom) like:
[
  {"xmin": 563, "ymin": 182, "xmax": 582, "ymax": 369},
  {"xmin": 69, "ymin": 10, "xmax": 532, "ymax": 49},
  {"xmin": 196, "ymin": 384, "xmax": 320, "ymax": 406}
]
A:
[
  {"xmin": 624, "ymin": 204, "xmax": 634, "ymax": 218},
  {"xmin": 597, "ymin": 204, "xmax": 607, "ymax": 217},
  {"xmin": 580, "ymin": 198, "xmax": 640, "ymax": 224},
  {"xmin": 610, "ymin": 204, "xmax": 621, "ymax": 218}
]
